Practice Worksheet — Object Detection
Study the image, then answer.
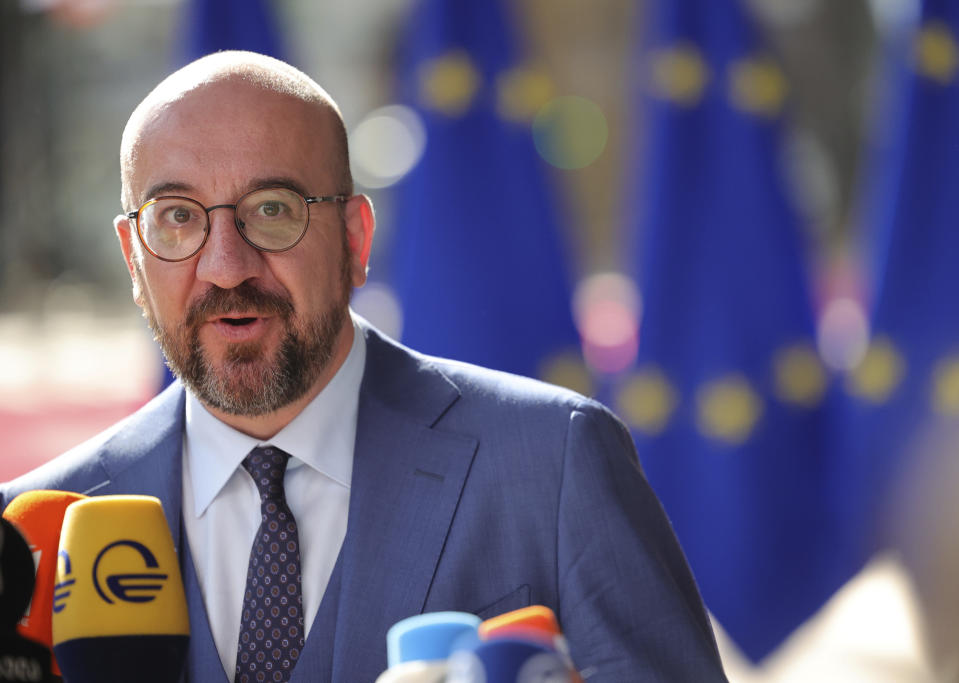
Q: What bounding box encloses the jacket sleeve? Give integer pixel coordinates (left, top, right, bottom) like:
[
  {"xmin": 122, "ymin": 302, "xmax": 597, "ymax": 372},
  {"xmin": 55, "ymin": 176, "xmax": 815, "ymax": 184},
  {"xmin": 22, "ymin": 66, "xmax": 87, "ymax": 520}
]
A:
[{"xmin": 557, "ymin": 401, "xmax": 728, "ymax": 681}]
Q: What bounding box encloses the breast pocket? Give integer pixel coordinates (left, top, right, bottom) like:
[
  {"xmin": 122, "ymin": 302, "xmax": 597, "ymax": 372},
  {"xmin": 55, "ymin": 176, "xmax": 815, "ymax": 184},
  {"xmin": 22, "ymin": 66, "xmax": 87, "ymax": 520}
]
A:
[{"xmin": 472, "ymin": 584, "xmax": 531, "ymax": 620}]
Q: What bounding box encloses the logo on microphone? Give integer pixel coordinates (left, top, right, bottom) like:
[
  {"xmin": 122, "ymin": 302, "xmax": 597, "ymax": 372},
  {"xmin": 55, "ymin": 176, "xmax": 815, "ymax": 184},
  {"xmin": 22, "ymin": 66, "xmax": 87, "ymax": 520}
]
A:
[
  {"xmin": 92, "ymin": 540, "xmax": 169, "ymax": 604},
  {"xmin": 53, "ymin": 549, "xmax": 75, "ymax": 614}
]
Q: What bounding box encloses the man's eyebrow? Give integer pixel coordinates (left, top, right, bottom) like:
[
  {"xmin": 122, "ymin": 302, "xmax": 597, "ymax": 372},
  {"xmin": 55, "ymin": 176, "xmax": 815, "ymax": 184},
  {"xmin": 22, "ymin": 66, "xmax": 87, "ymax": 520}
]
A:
[
  {"xmin": 249, "ymin": 177, "xmax": 310, "ymax": 196},
  {"xmin": 140, "ymin": 178, "xmax": 311, "ymax": 205},
  {"xmin": 143, "ymin": 182, "xmax": 195, "ymax": 202}
]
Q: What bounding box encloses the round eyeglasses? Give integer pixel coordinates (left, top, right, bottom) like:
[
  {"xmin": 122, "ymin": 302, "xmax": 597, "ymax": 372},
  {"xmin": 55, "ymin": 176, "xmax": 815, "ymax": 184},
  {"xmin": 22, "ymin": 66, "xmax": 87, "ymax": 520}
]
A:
[{"xmin": 127, "ymin": 186, "xmax": 348, "ymax": 262}]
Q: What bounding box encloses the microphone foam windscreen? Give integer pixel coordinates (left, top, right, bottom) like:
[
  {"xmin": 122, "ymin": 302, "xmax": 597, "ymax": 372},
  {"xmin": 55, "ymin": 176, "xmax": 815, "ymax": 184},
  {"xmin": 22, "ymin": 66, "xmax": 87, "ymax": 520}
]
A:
[
  {"xmin": 478, "ymin": 605, "xmax": 582, "ymax": 681},
  {"xmin": 0, "ymin": 518, "xmax": 37, "ymax": 631},
  {"xmin": 52, "ymin": 495, "xmax": 189, "ymax": 683},
  {"xmin": 478, "ymin": 605, "xmax": 561, "ymax": 642},
  {"xmin": 446, "ymin": 638, "xmax": 574, "ymax": 683},
  {"xmin": 387, "ymin": 611, "xmax": 481, "ymax": 667},
  {"xmin": 4, "ymin": 488, "xmax": 87, "ymax": 672}
]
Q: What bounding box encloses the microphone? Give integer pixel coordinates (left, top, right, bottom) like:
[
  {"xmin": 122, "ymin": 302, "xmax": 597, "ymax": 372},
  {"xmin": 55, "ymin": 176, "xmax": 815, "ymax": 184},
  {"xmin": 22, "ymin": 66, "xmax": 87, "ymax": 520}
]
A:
[
  {"xmin": 375, "ymin": 611, "xmax": 481, "ymax": 682},
  {"xmin": 3, "ymin": 490, "xmax": 88, "ymax": 677},
  {"xmin": 386, "ymin": 611, "xmax": 481, "ymax": 667},
  {"xmin": 52, "ymin": 495, "xmax": 189, "ymax": 683},
  {"xmin": 446, "ymin": 638, "xmax": 574, "ymax": 683},
  {"xmin": 479, "ymin": 605, "xmax": 580, "ymax": 680},
  {"xmin": 0, "ymin": 517, "xmax": 54, "ymax": 682},
  {"xmin": 442, "ymin": 606, "xmax": 581, "ymax": 683},
  {"xmin": 478, "ymin": 605, "xmax": 562, "ymax": 648}
]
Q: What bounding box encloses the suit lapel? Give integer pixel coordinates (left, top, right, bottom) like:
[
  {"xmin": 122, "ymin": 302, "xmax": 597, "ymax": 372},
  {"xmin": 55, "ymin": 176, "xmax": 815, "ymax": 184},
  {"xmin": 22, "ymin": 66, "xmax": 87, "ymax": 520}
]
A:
[
  {"xmin": 93, "ymin": 384, "xmax": 186, "ymax": 548},
  {"xmin": 329, "ymin": 325, "xmax": 478, "ymax": 681}
]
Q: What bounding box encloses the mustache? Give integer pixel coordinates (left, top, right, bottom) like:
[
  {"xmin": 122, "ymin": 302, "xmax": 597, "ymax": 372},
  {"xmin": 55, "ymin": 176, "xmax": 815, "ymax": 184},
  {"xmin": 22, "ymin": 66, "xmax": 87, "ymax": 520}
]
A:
[{"xmin": 185, "ymin": 282, "xmax": 294, "ymax": 327}]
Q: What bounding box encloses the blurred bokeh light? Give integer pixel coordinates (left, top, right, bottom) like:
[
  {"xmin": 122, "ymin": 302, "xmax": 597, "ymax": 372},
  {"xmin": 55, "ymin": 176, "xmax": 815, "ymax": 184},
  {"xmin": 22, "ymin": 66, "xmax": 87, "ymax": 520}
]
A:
[
  {"xmin": 351, "ymin": 281, "xmax": 403, "ymax": 341},
  {"xmin": 350, "ymin": 105, "xmax": 427, "ymax": 189},
  {"xmin": 817, "ymin": 297, "xmax": 870, "ymax": 371},
  {"xmin": 572, "ymin": 272, "xmax": 640, "ymax": 375},
  {"xmin": 531, "ymin": 95, "xmax": 609, "ymax": 170}
]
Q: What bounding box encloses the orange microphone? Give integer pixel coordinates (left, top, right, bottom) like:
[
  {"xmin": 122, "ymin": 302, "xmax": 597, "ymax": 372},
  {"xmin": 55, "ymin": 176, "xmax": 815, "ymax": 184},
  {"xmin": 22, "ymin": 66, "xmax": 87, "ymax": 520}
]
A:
[
  {"xmin": 478, "ymin": 606, "xmax": 583, "ymax": 682},
  {"xmin": 3, "ymin": 489, "xmax": 88, "ymax": 676},
  {"xmin": 478, "ymin": 605, "xmax": 561, "ymax": 645}
]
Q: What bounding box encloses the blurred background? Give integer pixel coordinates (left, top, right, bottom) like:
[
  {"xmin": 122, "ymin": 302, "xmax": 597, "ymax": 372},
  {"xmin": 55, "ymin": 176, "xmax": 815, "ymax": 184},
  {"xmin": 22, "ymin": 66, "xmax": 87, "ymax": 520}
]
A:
[{"xmin": 2, "ymin": 0, "xmax": 957, "ymax": 679}]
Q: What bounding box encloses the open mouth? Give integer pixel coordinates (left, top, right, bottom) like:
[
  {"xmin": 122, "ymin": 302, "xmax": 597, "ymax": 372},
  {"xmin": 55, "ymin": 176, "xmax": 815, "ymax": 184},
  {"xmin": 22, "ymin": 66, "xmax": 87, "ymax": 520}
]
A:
[{"xmin": 220, "ymin": 317, "xmax": 258, "ymax": 327}]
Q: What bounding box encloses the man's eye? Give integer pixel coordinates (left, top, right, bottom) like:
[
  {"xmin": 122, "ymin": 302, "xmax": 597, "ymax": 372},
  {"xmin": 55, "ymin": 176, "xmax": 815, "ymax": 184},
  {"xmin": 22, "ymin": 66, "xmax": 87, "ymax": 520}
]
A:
[
  {"xmin": 161, "ymin": 205, "xmax": 197, "ymax": 225},
  {"xmin": 258, "ymin": 201, "xmax": 286, "ymax": 217}
]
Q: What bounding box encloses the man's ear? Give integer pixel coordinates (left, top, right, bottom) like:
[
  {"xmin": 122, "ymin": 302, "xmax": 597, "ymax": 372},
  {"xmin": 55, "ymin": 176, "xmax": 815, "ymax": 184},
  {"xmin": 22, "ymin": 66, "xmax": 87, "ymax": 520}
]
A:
[
  {"xmin": 114, "ymin": 213, "xmax": 144, "ymax": 306},
  {"xmin": 344, "ymin": 194, "xmax": 375, "ymax": 288}
]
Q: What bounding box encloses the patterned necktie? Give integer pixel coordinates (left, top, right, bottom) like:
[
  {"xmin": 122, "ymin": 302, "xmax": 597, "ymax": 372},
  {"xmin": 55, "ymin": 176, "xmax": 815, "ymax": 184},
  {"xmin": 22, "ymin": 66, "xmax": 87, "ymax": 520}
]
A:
[{"xmin": 235, "ymin": 446, "xmax": 305, "ymax": 683}]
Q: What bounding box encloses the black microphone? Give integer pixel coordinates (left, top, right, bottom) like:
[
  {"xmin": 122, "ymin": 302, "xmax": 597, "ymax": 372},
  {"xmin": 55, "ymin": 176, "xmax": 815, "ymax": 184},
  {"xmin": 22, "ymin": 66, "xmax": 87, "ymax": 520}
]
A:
[{"xmin": 0, "ymin": 517, "xmax": 55, "ymax": 682}]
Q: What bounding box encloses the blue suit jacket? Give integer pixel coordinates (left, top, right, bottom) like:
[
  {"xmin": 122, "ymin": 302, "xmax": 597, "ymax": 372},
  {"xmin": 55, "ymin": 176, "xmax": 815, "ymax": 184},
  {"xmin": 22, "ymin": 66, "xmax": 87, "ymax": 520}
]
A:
[{"xmin": 1, "ymin": 322, "xmax": 727, "ymax": 681}]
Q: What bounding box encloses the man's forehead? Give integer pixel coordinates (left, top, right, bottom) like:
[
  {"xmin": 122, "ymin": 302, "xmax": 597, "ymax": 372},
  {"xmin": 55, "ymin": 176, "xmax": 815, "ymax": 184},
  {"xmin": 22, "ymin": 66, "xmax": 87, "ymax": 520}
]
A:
[
  {"xmin": 141, "ymin": 77, "xmax": 322, "ymax": 132},
  {"xmin": 136, "ymin": 87, "xmax": 328, "ymax": 155},
  {"xmin": 120, "ymin": 53, "xmax": 348, "ymax": 210},
  {"xmin": 129, "ymin": 135, "xmax": 326, "ymax": 206}
]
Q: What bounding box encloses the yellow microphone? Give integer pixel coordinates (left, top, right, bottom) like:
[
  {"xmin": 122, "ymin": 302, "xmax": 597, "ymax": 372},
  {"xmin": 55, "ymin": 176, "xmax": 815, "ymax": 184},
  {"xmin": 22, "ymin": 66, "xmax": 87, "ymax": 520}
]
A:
[{"xmin": 52, "ymin": 495, "xmax": 189, "ymax": 683}]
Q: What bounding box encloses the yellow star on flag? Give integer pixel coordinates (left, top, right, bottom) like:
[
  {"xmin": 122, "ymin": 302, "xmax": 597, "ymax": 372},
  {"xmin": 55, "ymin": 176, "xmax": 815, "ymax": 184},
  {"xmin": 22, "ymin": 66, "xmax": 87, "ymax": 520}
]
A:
[
  {"xmin": 418, "ymin": 50, "xmax": 481, "ymax": 116},
  {"xmin": 696, "ymin": 374, "xmax": 763, "ymax": 445},
  {"xmin": 616, "ymin": 366, "xmax": 678, "ymax": 436},
  {"xmin": 647, "ymin": 42, "xmax": 709, "ymax": 107}
]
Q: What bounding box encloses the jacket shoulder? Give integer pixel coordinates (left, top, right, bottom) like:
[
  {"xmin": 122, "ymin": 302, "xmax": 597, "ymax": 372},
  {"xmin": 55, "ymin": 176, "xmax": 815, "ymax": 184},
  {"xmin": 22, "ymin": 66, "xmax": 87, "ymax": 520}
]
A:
[
  {"xmin": 0, "ymin": 383, "xmax": 185, "ymax": 507},
  {"xmin": 360, "ymin": 319, "xmax": 614, "ymax": 426}
]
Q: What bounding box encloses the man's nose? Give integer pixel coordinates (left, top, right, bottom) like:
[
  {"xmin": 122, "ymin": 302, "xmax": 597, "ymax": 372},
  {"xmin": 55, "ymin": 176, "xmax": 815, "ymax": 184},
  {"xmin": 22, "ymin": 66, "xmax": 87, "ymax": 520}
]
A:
[{"xmin": 194, "ymin": 207, "xmax": 264, "ymax": 289}]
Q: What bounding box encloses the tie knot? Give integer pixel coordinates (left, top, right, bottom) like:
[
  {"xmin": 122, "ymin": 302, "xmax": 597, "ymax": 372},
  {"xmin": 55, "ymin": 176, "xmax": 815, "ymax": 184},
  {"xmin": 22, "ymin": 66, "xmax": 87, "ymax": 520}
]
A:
[{"xmin": 242, "ymin": 446, "xmax": 291, "ymax": 502}]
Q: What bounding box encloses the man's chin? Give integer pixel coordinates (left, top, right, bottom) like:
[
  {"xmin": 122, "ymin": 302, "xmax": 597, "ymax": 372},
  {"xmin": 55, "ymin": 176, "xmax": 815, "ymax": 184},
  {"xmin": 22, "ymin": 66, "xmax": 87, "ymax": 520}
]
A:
[
  {"xmin": 188, "ymin": 363, "xmax": 288, "ymax": 417},
  {"xmin": 153, "ymin": 291, "xmax": 350, "ymax": 417},
  {"xmin": 222, "ymin": 339, "xmax": 271, "ymax": 364}
]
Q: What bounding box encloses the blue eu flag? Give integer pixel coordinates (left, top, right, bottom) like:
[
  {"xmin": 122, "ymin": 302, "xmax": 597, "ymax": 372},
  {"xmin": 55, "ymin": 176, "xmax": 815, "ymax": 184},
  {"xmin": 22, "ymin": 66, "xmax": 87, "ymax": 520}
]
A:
[
  {"xmin": 386, "ymin": 0, "xmax": 583, "ymax": 383},
  {"xmin": 614, "ymin": 0, "xmax": 849, "ymax": 660},
  {"xmin": 180, "ymin": 0, "xmax": 284, "ymax": 62},
  {"xmin": 842, "ymin": 2, "xmax": 959, "ymax": 574}
]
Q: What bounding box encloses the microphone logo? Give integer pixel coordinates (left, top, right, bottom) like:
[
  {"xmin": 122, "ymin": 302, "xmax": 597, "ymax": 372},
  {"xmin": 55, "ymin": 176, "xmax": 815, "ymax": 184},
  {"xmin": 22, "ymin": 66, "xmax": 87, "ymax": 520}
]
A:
[
  {"xmin": 91, "ymin": 540, "xmax": 168, "ymax": 604},
  {"xmin": 52, "ymin": 550, "xmax": 75, "ymax": 614}
]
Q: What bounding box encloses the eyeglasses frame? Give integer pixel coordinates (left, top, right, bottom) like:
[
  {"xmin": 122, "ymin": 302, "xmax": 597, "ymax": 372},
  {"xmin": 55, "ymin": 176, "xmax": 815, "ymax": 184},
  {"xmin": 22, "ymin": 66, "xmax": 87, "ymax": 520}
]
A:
[{"xmin": 126, "ymin": 187, "xmax": 349, "ymax": 262}]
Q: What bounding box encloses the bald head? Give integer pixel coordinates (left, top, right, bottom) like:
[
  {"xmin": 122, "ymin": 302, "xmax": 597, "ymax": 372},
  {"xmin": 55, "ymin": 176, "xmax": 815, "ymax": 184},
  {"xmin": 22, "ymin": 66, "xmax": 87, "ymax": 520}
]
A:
[{"xmin": 120, "ymin": 51, "xmax": 352, "ymax": 212}]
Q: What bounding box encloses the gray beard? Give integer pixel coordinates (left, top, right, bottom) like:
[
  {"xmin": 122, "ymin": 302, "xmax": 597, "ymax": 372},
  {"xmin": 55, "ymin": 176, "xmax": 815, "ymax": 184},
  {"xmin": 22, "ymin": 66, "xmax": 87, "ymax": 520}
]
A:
[{"xmin": 143, "ymin": 275, "xmax": 350, "ymax": 417}]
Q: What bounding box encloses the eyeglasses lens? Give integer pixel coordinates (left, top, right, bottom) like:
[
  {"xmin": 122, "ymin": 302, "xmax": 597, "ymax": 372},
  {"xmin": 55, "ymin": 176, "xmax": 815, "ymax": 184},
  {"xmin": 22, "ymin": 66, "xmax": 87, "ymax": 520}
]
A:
[
  {"xmin": 139, "ymin": 198, "xmax": 207, "ymax": 260},
  {"xmin": 236, "ymin": 188, "xmax": 309, "ymax": 251}
]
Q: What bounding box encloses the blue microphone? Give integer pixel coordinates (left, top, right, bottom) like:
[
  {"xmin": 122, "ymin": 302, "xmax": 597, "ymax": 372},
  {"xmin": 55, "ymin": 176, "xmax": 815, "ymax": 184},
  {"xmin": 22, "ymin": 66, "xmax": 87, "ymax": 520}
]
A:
[
  {"xmin": 387, "ymin": 611, "xmax": 481, "ymax": 667},
  {"xmin": 446, "ymin": 637, "xmax": 576, "ymax": 683},
  {"xmin": 375, "ymin": 611, "xmax": 481, "ymax": 682}
]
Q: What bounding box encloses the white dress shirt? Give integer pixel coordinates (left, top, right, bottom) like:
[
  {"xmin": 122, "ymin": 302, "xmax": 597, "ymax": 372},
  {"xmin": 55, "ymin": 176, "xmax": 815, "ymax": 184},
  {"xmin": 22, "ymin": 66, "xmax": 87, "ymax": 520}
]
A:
[{"xmin": 181, "ymin": 313, "xmax": 365, "ymax": 677}]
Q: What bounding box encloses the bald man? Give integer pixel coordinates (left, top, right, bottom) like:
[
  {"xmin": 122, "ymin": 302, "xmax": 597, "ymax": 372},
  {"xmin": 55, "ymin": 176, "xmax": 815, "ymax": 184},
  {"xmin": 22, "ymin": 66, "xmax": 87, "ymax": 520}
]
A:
[{"xmin": 1, "ymin": 52, "xmax": 727, "ymax": 682}]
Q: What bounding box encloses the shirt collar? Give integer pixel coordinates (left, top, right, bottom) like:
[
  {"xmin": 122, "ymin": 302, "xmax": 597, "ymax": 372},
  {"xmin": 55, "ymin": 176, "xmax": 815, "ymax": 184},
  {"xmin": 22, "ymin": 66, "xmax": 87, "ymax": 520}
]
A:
[{"xmin": 185, "ymin": 311, "xmax": 366, "ymax": 516}]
